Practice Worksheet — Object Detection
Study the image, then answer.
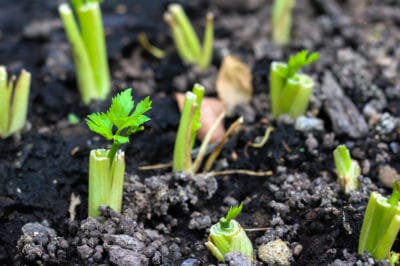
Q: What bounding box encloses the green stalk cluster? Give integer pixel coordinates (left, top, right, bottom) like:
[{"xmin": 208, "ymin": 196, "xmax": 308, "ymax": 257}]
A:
[
  {"xmin": 358, "ymin": 182, "xmax": 400, "ymax": 260},
  {"xmin": 272, "ymin": 0, "xmax": 295, "ymax": 45},
  {"xmin": 333, "ymin": 145, "xmax": 360, "ymax": 194},
  {"xmin": 206, "ymin": 203, "xmax": 253, "ymax": 262},
  {"xmin": 0, "ymin": 66, "xmax": 31, "ymax": 139},
  {"xmin": 58, "ymin": 0, "xmax": 110, "ymax": 104},
  {"xmin": 270, "ymin": 50, "xmax": 319, "ymax": 119},
  {"xmin": 164, "ymin": 3, "xmax": 214, "ymax": 70},
  {"xmin": 173, "ymin": 83, "xmax": 204, "ymax": 174},
  {"xmin": 86, "ymin": 89, "xmax": 152, "ymax": 217}
]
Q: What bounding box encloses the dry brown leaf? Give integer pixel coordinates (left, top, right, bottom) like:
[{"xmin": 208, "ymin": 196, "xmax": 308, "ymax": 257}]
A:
[
  {"xmin": 216, "ymin": 55, "xmax": 253, "ymax": 113},
  {"xmin": 175, "ymin": 93, "xmax": 225, "ymax": 143}
]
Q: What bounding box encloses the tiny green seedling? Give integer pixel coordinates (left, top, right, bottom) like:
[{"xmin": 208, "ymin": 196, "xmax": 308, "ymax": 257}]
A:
[
  {"xmin": 270, "ymin": 50, "xmax": 319, "ymax": 119},
  {"xmin": 333, "ymin": 145, "xmax": 360, "ymax": 194},
  {"xmin": 86, "ymin": 89, "xmax": 152, "ymax": 217},
  {"xmin": 358, "ymin": 181, "xmax": 400, "ymax": 260},
  {"xmin": 205, "ymin": 203, "xmax": 253, "ymax": 262},
  {"xmin": 272, "ymin": 0, "xmax": 295, "ymax": 45},
  {"xmin": 173, "ymin": 83, "xmax": 204, "ymax": 174},
  {"xmin": 390, "ymin": 252, "xmax": 400, "ymax": 266},
  {"xmin": 59, "ymin": 0, "xmax": 110, "ymax": 104},
  {"xmin": 164, "ymin": 3, "xmax": 214, "ymax": 70},
  {"xmin": 0, "ymin": 66, "xmax": 31, "ymax": 139}
]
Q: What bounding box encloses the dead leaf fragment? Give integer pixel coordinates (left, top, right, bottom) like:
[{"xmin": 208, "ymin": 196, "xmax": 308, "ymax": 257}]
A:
[
  {"xmin": 175, "ymin": 93, "xmax": 225, "ymax": 143},
  {"xmin": 216, "ymin": 55, "xmax": 253, "ymax": 113}
]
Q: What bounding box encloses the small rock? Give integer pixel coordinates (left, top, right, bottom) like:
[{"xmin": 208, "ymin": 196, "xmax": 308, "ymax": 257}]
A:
[
  {"xmin": 305, "ymin": 134, "xmax": 319, "ymax": 152},
  {"xmin": 258, "ymin": 239, "xmax": 292, "ymax": 266},
  {"xmin": 224, "ymin": 251, "xmax": 252, "ymax": 266},
  {"xmin": 108, "ymin": 245, "xmax": 148, "ymax": 266},
  {"xmin": 180, "ymin": 258, "xmax": 201, "ymax": 266},
  {"xmin": 294, "ymin": 116, "xmax": 324, "ymax": 131},
  {"xmin": 321, "ymin": 72, "xmax": 368, "ymax": 138},
  {"xmin": 376, "ymin": 113, "xmax": 398, "ymax": 134},
  {"xmin": 378, "ymin": 165, "xmax": 400, "ymax": 188},
  {"xmin": 188, "ymin": 212, "xmax": 212, "ymax": 230},
  {"xmin": 77, "ymin": 244, "xmax": 93, "ymax": 260},
  {"xmin": 104, "ymin": 234, "xmax": 145, "ymax": 252}
]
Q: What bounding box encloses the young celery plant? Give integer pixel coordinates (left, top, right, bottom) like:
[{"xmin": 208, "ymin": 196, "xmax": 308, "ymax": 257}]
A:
[
  {"xmin": 272, "ymin": 0, "xmax": 296, "ymax": 45},
  {"xmin": 173, "ymin": 83, "xmax": 204, "ymax": 174},
  {"xmin": 205, "ymin": 203, "xmax": 253, "ymax": 262},
  {"xmin": 0, "ymin": 66, "xmax": 31, "ymax": 139},
  {"xmin": 270, "ymin": 50, "xmax": 319, "ymax": 119},
  {"xmin": 333, "ymin": 145, "xmax": 360, "ymax": 194},
  {"xmin": 358, "ymin": 181, "xmax": 400, "ymax": 260},
  {"xmin": 164, "ymin": 3, "xmax": 214, "ymax": 70},
  {"xmin": 58, "ymin": 0, "xmax": 110, "ymax": 104},
  {"xmin": 86, "ymin": 89, "xmax": 152, "ymax": 217}
]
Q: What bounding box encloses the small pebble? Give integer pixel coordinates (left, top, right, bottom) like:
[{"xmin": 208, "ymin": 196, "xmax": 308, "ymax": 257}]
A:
[
  {"xmin": 258, "ymin": 239, "xmax": 292, "ymax": 266},
  {"xmin": 294, "ymin": 116, "xmax": 324, "ymax": 131}
]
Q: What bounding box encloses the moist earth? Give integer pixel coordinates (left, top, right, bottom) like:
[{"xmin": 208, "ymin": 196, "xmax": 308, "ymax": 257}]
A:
[{"xmin": 0, "ymin": 0, "xmax": 399, "ymax": 265}]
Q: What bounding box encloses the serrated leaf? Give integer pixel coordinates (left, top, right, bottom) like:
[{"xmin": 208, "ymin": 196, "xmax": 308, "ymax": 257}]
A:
[
  {"xmin": 108, "ymin": 89, "xmax": 134, "ymax": 129},
  {"xmin": 225, "ymin": 202, "xmax": 243, "ymax": 223},
  {"xmin": 86, "ymin": 112, "xmax": 113, "ymax": 140},
  {"xmin": 285, "ymin": 50, "xmax": 319, "ymax": 78}
]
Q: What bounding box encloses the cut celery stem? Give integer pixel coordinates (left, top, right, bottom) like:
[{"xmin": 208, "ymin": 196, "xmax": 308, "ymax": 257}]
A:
[
  {"xmin": 169, "ymin": 4, "xmax": 202, "ymax": 61},
  {"xmin": 270, "ymin": 62, "xmax": 286, "ymax": 118},
  {"xmin": 164, "ymin": 13, "xmax": 196, "ymax": 63},
  {"xmin": 333, "ymin": 144, "xmax": 360, "ymax": 194},
  {"xmin": 199, "ymin": 13, "xmax": 214, "ymax": 70},
  {"xmin": 8, "ymin": 70, "xmax": 31, "ymax": 135},
  {"xmin": 59, "ymin": 3, "xmax": 96, "ymax": 104},
  {"xmin": 272, "ymin": 0, "xmax": 295, "ymax": 45},
  {"xmin": 89, "ymin": 149, "xmax": 125, "ymax": 217},
  {"xmin": 270, "ymin": 63, "xmax": 314, "ymax": 119},
  {"xmin": 0, "ymin": 67, "xmax": 9, "ymax": 137},
  {"xmin": 77, "ymin": 2, "xmax": 110, "ymax": 99},
  {"xmin": 173, "ymin": 91, "xmax": 197, "ymax": 173},
  {"xmin": 285, "ymin": 74, "xmax": 313, "ymax": 118},
  {"xmin": 358, "ymin": 182, "xmax": 400, "ymax": 260}
]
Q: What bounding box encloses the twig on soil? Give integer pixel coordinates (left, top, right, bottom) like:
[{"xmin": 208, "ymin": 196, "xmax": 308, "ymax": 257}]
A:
[
  {"xmin": 208, "ymin": 169, "xmax": 273, "ymax": 177},
  {"xmin": 138, "ymin": 32, "xmax": 166, "ymax": 59},
  {"xmin": 244, "ymin": 227, "xmax": 272, "ymax": 232},
  {"xmin": 68, "ymin": 193, "xmax": 81, "ymax": 222},
  {"xmin": 138, "ymin": 163, "xmax": 172, "ymax": 171},
  {"xmin": 247, "ymin": 126, "xmax": 275, "ymax": 148}
]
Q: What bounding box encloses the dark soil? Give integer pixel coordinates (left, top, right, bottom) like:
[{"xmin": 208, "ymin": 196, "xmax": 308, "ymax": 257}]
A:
[{"xmin": 1, "ymin": 0, "xmax": 400, "ymax": 265}]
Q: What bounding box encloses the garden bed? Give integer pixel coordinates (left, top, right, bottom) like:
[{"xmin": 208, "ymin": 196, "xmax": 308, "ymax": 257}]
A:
[{"xmin": 1, "ymin": 0, "xmax": 400, "ymax": 265}]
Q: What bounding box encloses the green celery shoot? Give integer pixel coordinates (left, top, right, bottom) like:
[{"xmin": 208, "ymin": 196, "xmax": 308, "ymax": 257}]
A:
[
  {"xmin": 272, "ymin": 0, "xmax": 295, "ymax": 45},
  {"xmin": 86, "ymin": 89, "xmax": 152, "ymax": 217},
  {"xmin": 0, "ymin": 66, "xmax": 31, "ymax": 139},
  {"xmin": 205, "ymin": 203, "xmax": 254, "ymax": 262},
  {"xmin": 173, "ymin": 83, "xmax": 204, "ymax": 174},
  {"xmin": 59, "ymin": 0, "xmax": 110, "ymax": 104},
  {"xmin": 333, "ymin": 144, "xmax": 360, "ymax": 194},
  {"xmin": 358, "ymin": 181, "xmax": 400, "ymax": 260},
  {"xmin": 164, "ymin": 3, "xmax": 214, "ymax": 70},
  {"xmin": 270, "ymin": 50, "xmax": 319, "ymax": 119}
]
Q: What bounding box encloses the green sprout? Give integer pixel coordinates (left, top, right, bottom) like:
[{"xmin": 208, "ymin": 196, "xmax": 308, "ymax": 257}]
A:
[
  {"xmin": 270, "ymin": 50, "xmax": 319, "ymax": 119},
  {"xmin": 272, "ymin": 0, "xmax": 295, "ymax": 45},
  {"xmin": 86, "ymin": 89, "xmax": 152, "ymax": 217},
  {"xmin": 0, "ymin": 66, "xmax": 31, "ymax": 139},
  {"xmin": 358, "ymin": 181, "xmax": 400, "ymax": 260},
  {"xmin": 164, "ymin": 3, "xmax": 214, "ymax": 70},
  {"xmin": 333, "ymin": 145, "xmax": 360, "ymax": 194},
  {"xmin": 173, "ymin": 83, "xmax": 204, "ymax": 174},
  {"xmin": 58, "ymin": 0, "xmax": 110, "ymax": 104},
  {"xmin": 390, "ymin": 252, "xmax": 400, "ymax": 266},
  {"xmin": 205, "ymin": 203, "xmax": 254, "ymax": 262}
]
